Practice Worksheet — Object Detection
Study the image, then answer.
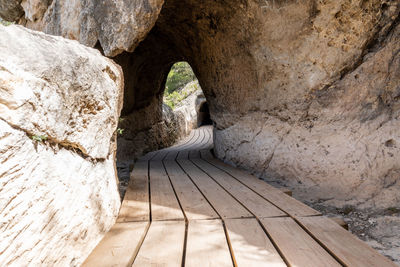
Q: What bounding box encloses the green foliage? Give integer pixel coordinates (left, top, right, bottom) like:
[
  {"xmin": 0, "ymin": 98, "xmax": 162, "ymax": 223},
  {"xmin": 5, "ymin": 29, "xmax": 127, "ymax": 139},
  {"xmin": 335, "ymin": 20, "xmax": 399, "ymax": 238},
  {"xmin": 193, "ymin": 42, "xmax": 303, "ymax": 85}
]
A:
[
  {"xmin": 163, "ymin": 61, "xmax": 200, "ymax": 110},
  {"xmin": 165, "ymin": 62, "xmax": 196, "ymax": 95},
  {"xmin": 117, "ymin": 128, "xmax": 124, "ymax": 135},
  {"xmin": 164, "ymin": 81, "xmax": 200, "ymax": 110},
  {"xmin": 31, "ymin": 135, "xmax": 48, "ymax": 142},
  {"xmin": 0, "ymin": 18, "xmax": 13, "ymax": 26}
]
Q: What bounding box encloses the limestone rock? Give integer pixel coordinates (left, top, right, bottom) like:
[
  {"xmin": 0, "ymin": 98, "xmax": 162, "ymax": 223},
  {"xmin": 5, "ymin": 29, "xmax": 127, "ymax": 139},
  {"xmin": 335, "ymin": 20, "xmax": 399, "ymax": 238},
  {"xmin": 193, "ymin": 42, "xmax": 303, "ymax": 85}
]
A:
[
  {"xmin": 0, "ymin": 0, "xmax": 164, "ymax": 56},
  {"xmin": 0, "ymin": 25, "xmax": 123, "ymax": 266},
  {"xmin": 214, "ymin": 19, "xmax": 400, "ymax": 210},
  {"xmin": 113, "ymin": 0, "xmax": 398, "ymax": 209},
  {"xmin": 117, "ymin": 98, "xmax": 181, "ymax": 163},
  {"xmin": 174, "ymin": 81, "xmax": 206, "ymax": 132},
  {"xmin": 0, "ymin": 0, "xmax": 23, "ymax": 22},
  {"xmin": 3, "ymin": 0, "xmax": 398, "ymax": 210}
]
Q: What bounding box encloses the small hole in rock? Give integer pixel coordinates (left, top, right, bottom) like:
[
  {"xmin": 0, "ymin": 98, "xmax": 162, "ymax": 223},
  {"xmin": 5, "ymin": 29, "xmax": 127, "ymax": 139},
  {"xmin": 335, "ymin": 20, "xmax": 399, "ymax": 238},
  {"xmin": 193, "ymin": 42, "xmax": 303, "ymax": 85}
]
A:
[{"xmin": 385, "ymin": 139, "xmax": 396, "ymax": 148}]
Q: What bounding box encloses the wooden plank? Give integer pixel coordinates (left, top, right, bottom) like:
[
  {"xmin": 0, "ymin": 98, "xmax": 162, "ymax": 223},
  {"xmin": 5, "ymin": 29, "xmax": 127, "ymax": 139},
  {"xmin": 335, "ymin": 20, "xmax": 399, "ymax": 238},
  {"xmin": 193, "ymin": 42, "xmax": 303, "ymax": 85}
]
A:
[
  {"xmin": 188, "ymin": 149, "xmax": 200, "ymax": 159},
  {"xmin": 149, "ymin": 160, "xmax": 184, "ymax": 221},
  {"xmin": 151, "ymin": 148, "xmax": 169, "ymax": 161},
  {"xmin": 164, "ymin": 160, "xmax": 218, "ymax": 220},
  {"xmin": 171, "ymin": 130, "xmax": 195, "ymax": 149},
  {"xmin": 191, "ymin": 158, "xmax": 286, "ymax": 218},
  {"xmin": 164, "ymin": 149, "xmax": 178, "ymax": 161},
  {"xmin": 296, "ymin": 216, "xmax": 397, "ymax": 267},
  {"xmin": 198, "ymin": 126, "xmax": 211, "ymax": 150},
  {"xmin": 189, "ymin": 127, "xmax": 204, "ymax": 150},
  {"xmin": 82, "ymin": 221, "xmax": 149, "ymax": 267},
  {"xmin": 225, "ymin": 218, "xmax": 286, "ymax": 267},
  {"xmin": 176, "ymin": 130, "xmax": 200, "ymax": 160},
  {"xmin": 199, "ymin": 149, "xmax": 214, "ymax": 159},
  {"xmin": 166, "ymin": 129, "xmax": 202, "ymax": 160},
  {"xmin": 203, "ymin": 157, "xmax": 321, "ymax": 217},
  {"xmin": 177, "ymin": 159, "xmax": 252, "ymax": 219},
  {"xmin": 133, "ymin": 221, "xmax": 185, "ymax": 267},
  {"xmin": 138, "ymin": 150, "xmax": 158, "ymax": 161},
  {"xmin": 185, "ymin": 219, "xmax": 233, "ymax": 267},
  {"xmin": 176, "ymin": 149, "xmax": 189, "ymax": 160},
  {"xmin": 329, "ymin": 217, "xmax": 348, "ymax": 230},
  {"xmin": 178, "ymin": 128, "xmax": 200, "ymax": 151},
  {"xmin": 260, "ymin": 217, "xmax": 341, "ymax": 267},
  {"xmin": 199, "ymin": 126, "xmax": 212, "ymax": 150},
  {"xmin": 117, "ymin": 160, "xmax": 149, "ymax": 222}
]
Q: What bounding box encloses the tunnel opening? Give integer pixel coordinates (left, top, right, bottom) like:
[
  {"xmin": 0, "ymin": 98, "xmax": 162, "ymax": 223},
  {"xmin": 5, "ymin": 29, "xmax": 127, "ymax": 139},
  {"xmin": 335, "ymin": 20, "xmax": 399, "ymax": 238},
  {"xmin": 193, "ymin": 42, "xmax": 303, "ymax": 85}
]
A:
[
  {"xmin": 113, "ymin": 0, "xmax": 260, "ymax": 199},
  {"xmin": 163, "ymin": 61, "xmax": 201, "ymax": 111},
  {"xmin": 163, "ymin": 61, "xmax": 212, "ymax": 136},
  {"xmin": 197, "ymin": 101, "xmax": 213, "ymax": 127},
  {"xmin": 113, "ymin": 0, "xmax": 260, "ymax": 166}
]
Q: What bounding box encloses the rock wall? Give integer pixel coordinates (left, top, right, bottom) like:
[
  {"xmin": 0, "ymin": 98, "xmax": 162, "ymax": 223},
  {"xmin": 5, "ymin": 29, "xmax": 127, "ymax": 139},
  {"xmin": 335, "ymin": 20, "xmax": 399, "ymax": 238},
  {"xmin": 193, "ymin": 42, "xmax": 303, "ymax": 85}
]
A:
[
  {"xmin": 214, "ymin": 21, "xmax": 400, "ymax": 207},
  {"xmin": 0, "ymin": 0, "xmax": 164, "ymax": 56},
  {"xmin": 0, "ymin": 25, "xmax": 123, "ymax": 266},
  {"xmin": 117, "ymin": 81, "xmax": 204, "ymax": 164},
  {"xmin": 2, "ymin": 0, "xmax": 399, "ymax": 209},
  {"xmin": 174, "ymin": 81, "xmax": 207, "ymax": 132},
  {"xmin": 117, "ymin": 98, "xmax": 182, "ymax": 163},
  {"xmin": 158, "ymin": 0, "xmax": 400, "ymax": 209}
]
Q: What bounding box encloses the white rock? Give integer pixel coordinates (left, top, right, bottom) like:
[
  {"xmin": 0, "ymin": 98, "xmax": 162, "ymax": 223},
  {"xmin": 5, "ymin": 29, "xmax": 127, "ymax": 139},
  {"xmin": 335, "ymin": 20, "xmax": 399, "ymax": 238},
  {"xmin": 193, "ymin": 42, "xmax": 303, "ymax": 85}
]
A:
[{"xmin": 0, "ymin": 25, "xmax": 123, "ymax": 266}]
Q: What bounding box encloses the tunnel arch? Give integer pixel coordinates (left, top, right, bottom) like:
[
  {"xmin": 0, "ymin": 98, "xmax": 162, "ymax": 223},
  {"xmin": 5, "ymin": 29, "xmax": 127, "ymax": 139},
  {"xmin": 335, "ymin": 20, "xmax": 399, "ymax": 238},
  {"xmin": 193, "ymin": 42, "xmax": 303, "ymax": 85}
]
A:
[
  {"xmin": 197, "ymin": 101, "xmax": 213, "ymax": 127},
  {"xmin": 110, "ymin": 0, "xmax": 398, "ymax": 214},
  {"xmin": 113, "ymin": 0, "xmax": 262, "ymax": 162}
]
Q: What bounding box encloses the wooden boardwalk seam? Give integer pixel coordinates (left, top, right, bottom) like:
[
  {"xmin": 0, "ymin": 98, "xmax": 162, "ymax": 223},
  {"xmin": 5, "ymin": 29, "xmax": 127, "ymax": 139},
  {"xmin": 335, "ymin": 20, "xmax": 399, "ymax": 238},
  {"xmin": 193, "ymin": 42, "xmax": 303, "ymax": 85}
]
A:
[{"xmin": 83, "ymin": 126, "xmax": 396, "ymax": 267}]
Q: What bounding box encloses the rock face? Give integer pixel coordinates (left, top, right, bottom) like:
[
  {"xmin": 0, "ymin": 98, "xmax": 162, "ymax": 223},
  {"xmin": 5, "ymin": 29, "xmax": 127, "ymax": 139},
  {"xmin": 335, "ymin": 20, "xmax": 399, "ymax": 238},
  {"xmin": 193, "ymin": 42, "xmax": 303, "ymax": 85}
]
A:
[
  {"xmin": 0, "ymin": 0, "xmax": 164, "ymax": 56},
  {"xmin": 173, "ymin": 81, "xmax": 207, "ymax": 133},
  {"xmin": 2, "ymin": 0, "xmax": 400, "ymax": 209},
  {"xmin": 0, "ymin": 25, "xmax": 123, "ymax": 266},
  {"xmin": 117, "ymin": 98, "xmax": 182, "ymax": 163},
  {"xmin": 0, "ymin": 0, "xmax": 23, "ymax": 22}
]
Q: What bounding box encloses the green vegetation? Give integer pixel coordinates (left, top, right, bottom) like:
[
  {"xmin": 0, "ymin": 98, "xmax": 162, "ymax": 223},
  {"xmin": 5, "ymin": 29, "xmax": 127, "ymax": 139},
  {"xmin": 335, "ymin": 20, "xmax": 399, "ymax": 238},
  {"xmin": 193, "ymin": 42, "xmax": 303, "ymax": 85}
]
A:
[
  {"xmin": 164, "ymin": 62, "xmax": 200, "ymax": 110},
  {"xmin": 164, "ymin": 81, "xmax": 200, "ymax": 110},
  {"xmin": 117, "ymin": 128, "xmax": 124, "ymax": 135},
  {"xmin": 31, "ymin": 135, "xmax": 48, "ymax": 142},
  {"xmin": 0, "ymin": 18, "xmax": 13, "ymax": 26},
  {"xmin": 165, "ymin": 62, "xmax": 196, "ymax": 95}
]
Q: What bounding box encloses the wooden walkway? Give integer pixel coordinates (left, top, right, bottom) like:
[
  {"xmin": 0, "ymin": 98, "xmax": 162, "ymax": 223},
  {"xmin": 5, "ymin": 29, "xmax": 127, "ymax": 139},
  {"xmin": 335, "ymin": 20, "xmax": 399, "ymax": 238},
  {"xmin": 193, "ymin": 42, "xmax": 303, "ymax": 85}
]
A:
[{"xmin": 83, "ymin": 126, "xmax": 396, "ymax": 267}]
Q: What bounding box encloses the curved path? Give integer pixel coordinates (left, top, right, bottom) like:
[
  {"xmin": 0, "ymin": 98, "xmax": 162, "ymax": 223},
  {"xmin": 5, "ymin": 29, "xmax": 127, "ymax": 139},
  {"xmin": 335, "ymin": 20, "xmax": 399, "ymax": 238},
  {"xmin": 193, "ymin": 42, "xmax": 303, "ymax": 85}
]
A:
[{"xmin": 83, "ymin": 126, "xmax": 396, "ymax": 267}]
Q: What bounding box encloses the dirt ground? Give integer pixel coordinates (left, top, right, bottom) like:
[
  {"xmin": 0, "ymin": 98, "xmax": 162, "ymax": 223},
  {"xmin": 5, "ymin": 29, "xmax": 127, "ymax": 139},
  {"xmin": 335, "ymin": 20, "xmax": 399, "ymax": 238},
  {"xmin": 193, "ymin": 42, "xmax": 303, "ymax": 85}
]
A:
[{"xmin": 308, "ymin": 202, "xmax": 400, "ymax": 265}]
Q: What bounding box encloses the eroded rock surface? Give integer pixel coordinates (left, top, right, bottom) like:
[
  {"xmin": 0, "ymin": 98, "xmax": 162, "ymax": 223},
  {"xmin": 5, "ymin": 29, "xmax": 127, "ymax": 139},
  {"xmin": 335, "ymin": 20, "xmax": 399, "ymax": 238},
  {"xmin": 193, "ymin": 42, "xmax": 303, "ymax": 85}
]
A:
[
  {"xmin": 1, "ymin": 0, "xmax": 399, "ymax": 262},
  {"xmin": 0, "ymin": 25, "xmax": 123, "ymax": 266},
  {"xmin": 1, "ymin": 0, "xmax": 399, "ymax": 227},
  {"xmin": 0, "ymin": 0, "xmax": 164, "ymax": 56}
]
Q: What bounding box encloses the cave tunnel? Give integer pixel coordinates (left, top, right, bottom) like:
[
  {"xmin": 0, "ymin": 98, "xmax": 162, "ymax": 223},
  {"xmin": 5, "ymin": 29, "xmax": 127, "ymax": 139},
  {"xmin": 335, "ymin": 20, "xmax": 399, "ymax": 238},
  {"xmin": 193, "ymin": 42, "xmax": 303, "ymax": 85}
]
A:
[
  {"xmin": 114, "ymin": 0, "xmax": 261, "ymax": 162},
  {"xmin": 197, "ymin": 101, "xmax": 213, "ymax": 127}
]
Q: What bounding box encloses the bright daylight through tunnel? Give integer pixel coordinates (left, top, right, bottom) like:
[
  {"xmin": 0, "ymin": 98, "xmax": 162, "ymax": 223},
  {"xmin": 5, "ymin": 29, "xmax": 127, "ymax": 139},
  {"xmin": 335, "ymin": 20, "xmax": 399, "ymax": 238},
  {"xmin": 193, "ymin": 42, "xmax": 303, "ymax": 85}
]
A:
[
  {"xmin": 1, "ymin": 0, "xmax": 399, "ymax": 264},
  {"xmin": 116, "ymin": 60, "xmax": 211, "ymax": 198}
]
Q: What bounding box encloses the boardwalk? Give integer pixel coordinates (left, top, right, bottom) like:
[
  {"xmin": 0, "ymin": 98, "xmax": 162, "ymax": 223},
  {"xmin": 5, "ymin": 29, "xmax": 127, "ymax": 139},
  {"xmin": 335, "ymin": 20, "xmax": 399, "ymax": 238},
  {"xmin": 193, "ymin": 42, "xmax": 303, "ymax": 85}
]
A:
[{"xmin": 83, "ymin": 126, "xmax": 396, "ymax": 267}]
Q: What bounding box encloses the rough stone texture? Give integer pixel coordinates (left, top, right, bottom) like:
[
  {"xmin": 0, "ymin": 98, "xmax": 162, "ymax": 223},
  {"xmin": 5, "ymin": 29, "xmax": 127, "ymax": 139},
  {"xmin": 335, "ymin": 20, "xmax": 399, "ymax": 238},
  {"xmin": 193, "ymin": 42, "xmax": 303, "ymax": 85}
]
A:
[
  {"xmin": 174, "ymin": 81, "xmax": 206, "ymax": 132},
  {"xmin": 0, "ymin": 0, "xmax": 23, "ymax": 22},
  {"xmin": 117, "ymin": 97, "xmax": 179, "ymax": 162},
  {"xmin": 214, "ymin": 13, "xmax": 400, "ymax": 209},
  {"xmin": 1, "ymin": 0, "xmax": 399, "ymax": 262},
  {"xmin": 1, "ymin": 0, "xmax": 399, "ymax": 217},
  {"xmin": 114, "ymin": 0, "xmax": 398, "ymax": 210},
  {"xmin": 0, "ymin": 25, "xmax": 123, "ymax": 266},
  {"xmin": 117, "ymin": 82, "xmax": 204, "ymax": 195},
  {"xmin": 308, "ymin": 202, "xmax": 400, "ymax": 264},
  {"xmin": 0, "ymin": 0, "xmax": 164, "ymax": 56}
]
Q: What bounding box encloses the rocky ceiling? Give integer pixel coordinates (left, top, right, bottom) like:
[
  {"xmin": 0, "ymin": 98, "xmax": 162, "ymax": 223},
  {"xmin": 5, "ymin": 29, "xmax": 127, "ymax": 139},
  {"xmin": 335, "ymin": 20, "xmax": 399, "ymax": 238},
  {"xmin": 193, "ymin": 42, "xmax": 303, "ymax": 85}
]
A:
[{"xmin": 2, "ymin": 0, "xmax": 400, "ymax": 208}]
